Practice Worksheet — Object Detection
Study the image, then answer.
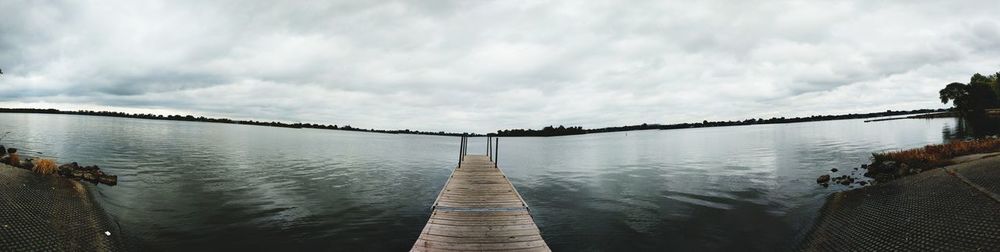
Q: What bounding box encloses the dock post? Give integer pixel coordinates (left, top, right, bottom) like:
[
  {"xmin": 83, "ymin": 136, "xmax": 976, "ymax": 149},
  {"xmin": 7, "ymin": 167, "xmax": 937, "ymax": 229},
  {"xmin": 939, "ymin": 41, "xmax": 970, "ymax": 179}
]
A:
[
  {"xmin": 458, "ymin": 135, "xmax": 463, "ymax": 166},
  {"xmin": 494, "ymin": 138, "xmax": 499, "ymax": 168}
]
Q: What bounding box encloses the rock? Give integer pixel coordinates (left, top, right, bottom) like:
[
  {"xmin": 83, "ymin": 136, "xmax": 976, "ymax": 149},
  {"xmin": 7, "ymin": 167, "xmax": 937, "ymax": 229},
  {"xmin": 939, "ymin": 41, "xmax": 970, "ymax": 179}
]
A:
[
  {"xmin": 81, "ymin": 172, "xmax": 97, "ymax": 182},
  {"xmin": 817, "ymin": 175, "xmax": 831, "ymax": 184},
  {"xmin": 840, "ymin": 179, "xmax": 851, "ymax": 185},
  {"xmin": 861, "ymin": 164, "xmax": 868, "ymax": 169},
  {"xmin": 57, "ymin": 164, "xmax": 74, "ymax": 177},
  {"xmin": 831, "ymin": 168, "xmax": 838, "ymax": 172},
  {"xmin": 19, "ymin": 159, "xmax": 33, "ymax": 170},
  {"xmin": 98, "ymin": 175, "xmax": 117, "ymax": 186},
  {"xmin": 858, "ymin": 181, "xmax": 867, "ymax": 186}
]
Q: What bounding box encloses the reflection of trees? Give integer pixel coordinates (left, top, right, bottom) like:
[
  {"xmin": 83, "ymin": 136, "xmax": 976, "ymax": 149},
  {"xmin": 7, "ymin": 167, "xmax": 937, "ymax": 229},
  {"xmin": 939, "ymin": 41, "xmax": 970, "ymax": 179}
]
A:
[{"xmin": 942, "ymin": 117, "xmax": 1000, "ymax": 140}]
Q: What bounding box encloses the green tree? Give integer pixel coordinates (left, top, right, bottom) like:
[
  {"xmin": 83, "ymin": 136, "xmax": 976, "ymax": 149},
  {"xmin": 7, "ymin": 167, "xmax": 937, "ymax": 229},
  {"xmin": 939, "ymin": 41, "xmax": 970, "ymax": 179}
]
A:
[
  {"xmin": 979, "ymin": 72, "xmax": 1000, "ymax": 100},
  {"xmin": 941, "ymin": 72, "xmax": 1000, "ymax": 117},
  {"xmin": 940, "ymin": 82, "xmax": 969, "ymax": 108}
]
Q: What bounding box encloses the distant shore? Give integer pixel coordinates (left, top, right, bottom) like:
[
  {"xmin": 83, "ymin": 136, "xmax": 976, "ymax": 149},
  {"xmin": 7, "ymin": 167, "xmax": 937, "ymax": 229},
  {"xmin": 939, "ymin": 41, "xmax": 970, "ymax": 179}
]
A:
[
  {"xmin": 863, "ymin": 108, "xmax": 1000, "ymax": 123},
  {"xmin": 0, "ymin": 107, "xmax": 949, "ymax": 137},
  {"xmin": 0, "ymin": 108, "xmax": 483, "ymax": 137},
  {"xmin": 496, "ymin": 108, "xmax": 949, "ymax": 137}
]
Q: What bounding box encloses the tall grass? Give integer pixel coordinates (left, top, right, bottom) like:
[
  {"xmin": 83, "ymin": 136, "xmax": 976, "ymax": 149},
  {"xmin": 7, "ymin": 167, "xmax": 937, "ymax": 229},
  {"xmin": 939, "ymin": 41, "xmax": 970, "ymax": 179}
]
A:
[
  {"xmin": 872, "ymin": 138, "xmax": 1000, "ymax": 170},
  {"xmin": 32, "ymin": 159, "xmax": 57, "ymax": 175}
]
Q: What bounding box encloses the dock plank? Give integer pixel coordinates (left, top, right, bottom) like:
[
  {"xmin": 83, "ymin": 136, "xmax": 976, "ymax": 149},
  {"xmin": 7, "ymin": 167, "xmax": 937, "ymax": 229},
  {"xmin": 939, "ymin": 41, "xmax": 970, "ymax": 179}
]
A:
[{"xmin": 412, "ymin": 155, "xmax": 550, "ymax": 252}]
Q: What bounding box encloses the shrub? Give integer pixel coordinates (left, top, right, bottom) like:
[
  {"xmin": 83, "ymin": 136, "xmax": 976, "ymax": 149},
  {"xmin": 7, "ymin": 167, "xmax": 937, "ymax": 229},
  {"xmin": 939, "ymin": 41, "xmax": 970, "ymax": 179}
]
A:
[
  {"xmin": 33, "ymin": 159, "xmax": 57, "ymax": 175},
  {"xmin": 872, "ymin": 138, "xmax": 1000, "ymax": 171}
]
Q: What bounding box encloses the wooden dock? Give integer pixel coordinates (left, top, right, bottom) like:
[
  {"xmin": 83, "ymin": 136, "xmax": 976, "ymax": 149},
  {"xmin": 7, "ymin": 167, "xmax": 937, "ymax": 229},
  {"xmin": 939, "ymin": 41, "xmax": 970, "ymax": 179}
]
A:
[{"xmin": 411, "ymin": 154, "xmax": 550, "ymax": 252}]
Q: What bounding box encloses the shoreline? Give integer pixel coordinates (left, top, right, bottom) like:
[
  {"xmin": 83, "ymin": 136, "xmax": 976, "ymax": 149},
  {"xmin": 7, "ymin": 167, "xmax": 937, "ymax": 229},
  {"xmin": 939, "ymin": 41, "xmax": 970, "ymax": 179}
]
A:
[
  {"xmin": 816, "ymin": 137, "xmax": 1000, "ymax": 188},
  {"xmin": 0, "ymin": 108, "xmax": 483, "ymax": 137},
  {"xmin": 0, "ymin": 107, "xmax": 948, "ymax": 137}
]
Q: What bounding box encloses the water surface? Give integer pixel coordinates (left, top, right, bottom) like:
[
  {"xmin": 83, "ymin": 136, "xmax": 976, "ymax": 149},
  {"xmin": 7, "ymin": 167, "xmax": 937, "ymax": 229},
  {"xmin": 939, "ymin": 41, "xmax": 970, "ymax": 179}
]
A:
[{"xmin": 0, "ymin": 113, "xmax": 977, "ymax": 251}]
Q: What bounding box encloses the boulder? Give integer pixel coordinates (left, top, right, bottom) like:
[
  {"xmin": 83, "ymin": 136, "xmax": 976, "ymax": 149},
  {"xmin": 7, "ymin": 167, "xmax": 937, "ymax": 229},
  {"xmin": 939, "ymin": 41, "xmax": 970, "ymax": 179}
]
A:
[
  {"xmin": 19, "ymin": 159, "xmax": 33, "ymax": 170},
  {"xmin": 817, "ymin": 174, "xmax": 831, "ymax": 184},
  {"xmin": 840, "ymin": 178, "xmax": 852, "ymax": 185},
  {"xmin": 831, "ymin": 168, "xmax": 838, "ymax": 172},
  {"xmin": 57, "ymin": 163, "xmax": 78, "ymax": 177},
  {"xmin": 81, "ymin": 172, "xmax": 98, "ymax": 183},
  {"xmin": 98, "ymin": 175, "xmax": 117, "ymax": 186}
]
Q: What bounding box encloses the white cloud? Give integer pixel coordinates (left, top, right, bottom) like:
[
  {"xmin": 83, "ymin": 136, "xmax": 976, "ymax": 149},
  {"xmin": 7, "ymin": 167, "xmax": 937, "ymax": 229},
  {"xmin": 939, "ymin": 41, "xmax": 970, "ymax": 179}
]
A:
[{"xmin": 1, "ymin": 0, "xmax": 999, "ymax": 132}]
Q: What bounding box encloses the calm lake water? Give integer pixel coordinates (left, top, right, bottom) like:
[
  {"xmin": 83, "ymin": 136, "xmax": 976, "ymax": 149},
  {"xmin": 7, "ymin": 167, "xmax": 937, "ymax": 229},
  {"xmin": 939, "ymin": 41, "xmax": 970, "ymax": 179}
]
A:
[{"xmin": 0, "ymin": 113, "xmax": 985, "ymax": 251}]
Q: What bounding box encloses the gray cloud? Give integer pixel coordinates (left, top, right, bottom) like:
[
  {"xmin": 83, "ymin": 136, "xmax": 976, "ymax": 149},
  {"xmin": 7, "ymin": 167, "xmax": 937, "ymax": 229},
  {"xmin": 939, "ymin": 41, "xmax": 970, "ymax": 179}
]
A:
[{"xmin": 1, "ymin": 0, "xmax": 999, "ymax": 132}]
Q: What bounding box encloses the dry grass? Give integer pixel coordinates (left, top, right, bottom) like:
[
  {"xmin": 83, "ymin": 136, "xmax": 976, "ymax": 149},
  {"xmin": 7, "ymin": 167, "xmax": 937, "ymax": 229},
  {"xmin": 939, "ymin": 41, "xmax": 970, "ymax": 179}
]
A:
[
  {"xmin": 872, "ymin": 138, "xmax": 1000, "ymax": 170},
  {"xmin": 32, "ymin": 159, "xmax": 58, "ymax": 175}
]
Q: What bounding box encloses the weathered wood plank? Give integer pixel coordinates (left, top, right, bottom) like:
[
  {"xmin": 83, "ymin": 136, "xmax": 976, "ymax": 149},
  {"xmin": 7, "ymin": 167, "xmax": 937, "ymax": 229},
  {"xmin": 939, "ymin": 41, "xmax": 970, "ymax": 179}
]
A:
[
  {"xmin": 431, "ymin": 212, "xmax": 531, "ymax": 219},
  {"xmin": 412, "ymin": 239, "xmax": 548, "ymax": 251},
  {"xmin": 429, "ymin": 218, "xmax": 537, "ymax": 226},
  {"xmin": 418, "ymin": 233, "xmax": 545, "ymax": 243},
  {"xmin": 422, "ymin": 228, "xmax": 543, "ymax": 238},
  {"xmin": 412, "ymin": 155, "xmax": 550, "ymax": 252}
]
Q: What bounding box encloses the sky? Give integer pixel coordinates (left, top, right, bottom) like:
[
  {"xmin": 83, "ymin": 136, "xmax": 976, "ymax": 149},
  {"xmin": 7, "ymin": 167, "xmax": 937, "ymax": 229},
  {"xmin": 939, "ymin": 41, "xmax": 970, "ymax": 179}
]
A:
[{"xmin": 1, "ymin": 0, "xmax": 999, "ymax": 133}]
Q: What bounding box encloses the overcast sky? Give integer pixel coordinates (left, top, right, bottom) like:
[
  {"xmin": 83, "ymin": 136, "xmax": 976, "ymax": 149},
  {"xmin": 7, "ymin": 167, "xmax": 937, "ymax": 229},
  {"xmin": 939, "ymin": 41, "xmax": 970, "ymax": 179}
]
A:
[{"xmin": 2, "ymin": 0, "xmax": 999, "ymax": 133}]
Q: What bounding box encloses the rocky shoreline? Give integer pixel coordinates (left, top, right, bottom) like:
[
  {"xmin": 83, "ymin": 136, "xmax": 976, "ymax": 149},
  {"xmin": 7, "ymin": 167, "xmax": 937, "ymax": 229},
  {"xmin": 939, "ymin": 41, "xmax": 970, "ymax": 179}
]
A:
[
  {"xmin": 815, "ymin": 164, "xmax": 872, "ymax": 188},
  {"xmin": 817, "ymin": 136, "xmax": 1000, "ymax": 188},
  {"xmin": 1, "ymin": 145, "xmax": 117, "ymax": 186}
]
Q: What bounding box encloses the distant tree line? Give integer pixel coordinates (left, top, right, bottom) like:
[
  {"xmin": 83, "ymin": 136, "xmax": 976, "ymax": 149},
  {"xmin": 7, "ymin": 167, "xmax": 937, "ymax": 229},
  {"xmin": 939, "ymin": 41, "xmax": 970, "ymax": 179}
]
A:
[
  {"xmin": 496, "ymin": 125, "xmax": 586, "ymax": 137},
  {"xmin": 496, "ymin": 109, "xmax": 947, "ymax": 137},
  {"xmin": 939, "ymin": 71, "xmax": 1000, "ymax": 117},
  {"xmin": 0, "ymin": 107, "xmax": 952, "ymax": 138},
  {"xmin": 0, "ymin": 108, "xmax": 480, "ymax": 137}
]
